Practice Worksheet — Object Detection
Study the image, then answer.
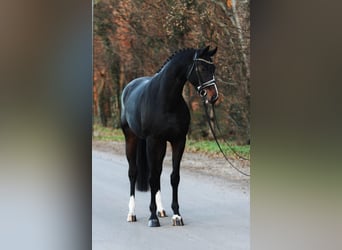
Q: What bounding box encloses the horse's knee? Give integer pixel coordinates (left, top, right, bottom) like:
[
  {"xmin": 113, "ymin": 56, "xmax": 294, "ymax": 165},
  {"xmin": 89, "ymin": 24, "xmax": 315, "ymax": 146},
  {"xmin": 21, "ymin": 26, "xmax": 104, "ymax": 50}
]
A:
[{"xmin": 170, "ymin": 172, "xmax": 180, "ymax": 186}]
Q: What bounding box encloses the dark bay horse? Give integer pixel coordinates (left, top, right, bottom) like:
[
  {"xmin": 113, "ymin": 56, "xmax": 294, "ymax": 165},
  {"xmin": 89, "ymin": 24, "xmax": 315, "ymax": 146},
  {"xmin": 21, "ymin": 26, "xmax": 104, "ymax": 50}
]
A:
[{"xmin": 120, "ymin": 46, "xmax": 218, "ymax": 227}]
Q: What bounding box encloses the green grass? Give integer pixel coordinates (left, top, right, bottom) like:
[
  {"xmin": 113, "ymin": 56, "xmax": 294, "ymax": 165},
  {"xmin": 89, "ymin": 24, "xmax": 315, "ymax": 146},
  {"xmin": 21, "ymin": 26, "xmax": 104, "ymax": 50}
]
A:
[
  {"xmin": 186, "ymin": 139, "xmax": 250, "ymax": 159},
  {"xmin": 92, "ymin": 124, "xmax": 125, "ymax": 141},
  {"xmin": 93, "ymin": 124, "xmax": 250, "ymax": 159}
]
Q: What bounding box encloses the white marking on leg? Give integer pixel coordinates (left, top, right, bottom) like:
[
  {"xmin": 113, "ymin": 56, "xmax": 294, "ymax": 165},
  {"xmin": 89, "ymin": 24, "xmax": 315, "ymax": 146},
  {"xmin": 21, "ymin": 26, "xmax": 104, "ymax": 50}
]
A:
[
  {"xmin": 155, "ymin": 190, "xmax": 164, "ymax": 213},
  {"xmin": 172, "ymin": 215, "xmax": 182, "ymax": 220},
  {"xmin": 127, "ymin": 195, "xmax": 135, "ymax": 221},
  {"xmin": 172, "ymin": 214, "xmax": 184, "ymax": 226},
  {"xmin": 128, "ymin": 195, "xmax": 135, "ymax": 215}
]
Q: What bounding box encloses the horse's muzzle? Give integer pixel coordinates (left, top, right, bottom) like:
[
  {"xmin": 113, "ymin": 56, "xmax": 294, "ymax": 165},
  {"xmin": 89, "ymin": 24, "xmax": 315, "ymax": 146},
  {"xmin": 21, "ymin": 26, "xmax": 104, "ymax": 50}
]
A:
[
  {"xmin": 210, "ymin": 93, "xmax": 218, "ymax": 104},
  {"xmin": 199, "ymin": 88, "xmax": 218, "ymax": 104},
  {"xmin": 197, "ymin": 79, "xmax": 218, "ymax": 104},
  {"xmin": 205, "ymin": 84, "xmax": 219, "ymax": 104}
]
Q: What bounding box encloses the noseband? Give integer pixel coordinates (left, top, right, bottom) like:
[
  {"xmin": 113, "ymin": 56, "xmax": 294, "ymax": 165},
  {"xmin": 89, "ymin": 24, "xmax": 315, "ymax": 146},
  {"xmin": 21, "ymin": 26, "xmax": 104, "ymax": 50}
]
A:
[{"xmin": 186, "ymin": 53, "xmax": 218, "ymax": 99}]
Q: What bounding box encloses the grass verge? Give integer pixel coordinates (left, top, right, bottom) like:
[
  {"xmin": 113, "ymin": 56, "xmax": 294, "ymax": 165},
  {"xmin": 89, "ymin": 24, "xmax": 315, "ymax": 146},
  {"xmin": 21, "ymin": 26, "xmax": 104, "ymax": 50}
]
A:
[
  {"xmin": 92, "ymin": 124, "xmax": 125, "ymax": 141},
  {"xmin": 186, "ymin": 139, "xmax": 250, "ymax": 159},
  {"xmin": 92, "ymin": 124, "xmax": 250, "ymax": 159}
]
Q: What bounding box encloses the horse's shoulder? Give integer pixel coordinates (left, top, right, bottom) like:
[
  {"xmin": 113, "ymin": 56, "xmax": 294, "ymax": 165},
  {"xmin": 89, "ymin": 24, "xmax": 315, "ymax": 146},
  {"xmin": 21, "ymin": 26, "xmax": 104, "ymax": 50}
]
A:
[{"xmin": 129, "ymin": 76, "xmax": 150, "ymax": 85}]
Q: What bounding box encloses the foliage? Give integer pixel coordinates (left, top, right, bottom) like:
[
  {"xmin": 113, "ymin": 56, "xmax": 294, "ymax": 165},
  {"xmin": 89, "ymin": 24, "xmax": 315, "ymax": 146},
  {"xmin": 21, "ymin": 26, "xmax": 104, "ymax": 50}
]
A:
[{"xmin": 93, "ymin": 0, "xmax": 250, "ymax": 143}]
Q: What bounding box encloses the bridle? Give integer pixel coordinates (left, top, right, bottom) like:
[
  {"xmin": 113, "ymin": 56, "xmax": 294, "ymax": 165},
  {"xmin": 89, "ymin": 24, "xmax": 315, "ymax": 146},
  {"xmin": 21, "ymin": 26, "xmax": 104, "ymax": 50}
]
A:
[{"xmin": 186, "ymin": 53, "xmax": 218, "ymax": 101}]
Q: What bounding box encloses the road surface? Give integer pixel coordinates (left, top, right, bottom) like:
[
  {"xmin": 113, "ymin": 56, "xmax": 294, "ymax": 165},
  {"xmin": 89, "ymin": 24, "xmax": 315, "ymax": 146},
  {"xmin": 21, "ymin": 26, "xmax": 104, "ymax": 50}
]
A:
[{"xmin": 92, "ymin": 150, "xmax": 250, "ymax": 250}]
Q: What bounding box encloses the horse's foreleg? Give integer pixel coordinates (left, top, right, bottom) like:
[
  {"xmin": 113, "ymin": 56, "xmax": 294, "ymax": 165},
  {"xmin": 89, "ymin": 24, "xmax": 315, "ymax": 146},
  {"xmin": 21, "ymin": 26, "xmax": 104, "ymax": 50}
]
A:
[
  {"xmin": 148, "ymin": 182, "xmax": 159, "ymax": 227},
  {"xmin": 146, "ymin": 138, "xmax": 166, "ymax": 227},
  {"xmin": 170, "ymin": 138, "xmax": 186, "ymax": 226}
]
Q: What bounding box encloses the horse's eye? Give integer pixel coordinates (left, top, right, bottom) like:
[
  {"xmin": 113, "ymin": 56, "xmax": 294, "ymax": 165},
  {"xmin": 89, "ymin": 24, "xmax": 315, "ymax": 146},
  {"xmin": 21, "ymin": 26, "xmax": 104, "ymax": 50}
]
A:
[{"xmin": 198, "ymin": 65, "xmax": 205, "ymax": 71}]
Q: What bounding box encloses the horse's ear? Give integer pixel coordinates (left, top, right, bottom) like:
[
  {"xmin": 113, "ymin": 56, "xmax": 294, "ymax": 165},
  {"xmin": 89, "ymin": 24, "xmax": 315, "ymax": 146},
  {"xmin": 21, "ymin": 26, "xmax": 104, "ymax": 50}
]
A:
[
  {"xmin": 208, "ymin": 47, "xmax": 218, "ymax": 57},
  {"xmin": 204, "ymin": 45, "xmax": 210, "ymax": 53},
  {"xmin": 198, "ymin": 46, "xmax": 210, "ymax": 57}
]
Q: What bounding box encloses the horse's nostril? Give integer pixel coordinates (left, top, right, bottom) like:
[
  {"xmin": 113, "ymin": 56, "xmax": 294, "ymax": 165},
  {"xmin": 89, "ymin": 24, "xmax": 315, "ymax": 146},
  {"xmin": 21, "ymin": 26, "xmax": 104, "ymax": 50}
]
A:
[{"xmin": 211, "ymin": 94, "xmax": 218, "ymax": 103}]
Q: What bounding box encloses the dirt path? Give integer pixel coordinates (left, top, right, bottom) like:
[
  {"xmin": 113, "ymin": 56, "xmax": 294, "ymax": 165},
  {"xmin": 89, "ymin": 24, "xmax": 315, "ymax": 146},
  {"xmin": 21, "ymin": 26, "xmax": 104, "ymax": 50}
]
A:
[
  {"xmin": 92, "ymin": 150, "xmax": 250, "ymax": 250},
  {"xmin": 93, "ymin": 140, "xmax": 250, "ymax": 187}
]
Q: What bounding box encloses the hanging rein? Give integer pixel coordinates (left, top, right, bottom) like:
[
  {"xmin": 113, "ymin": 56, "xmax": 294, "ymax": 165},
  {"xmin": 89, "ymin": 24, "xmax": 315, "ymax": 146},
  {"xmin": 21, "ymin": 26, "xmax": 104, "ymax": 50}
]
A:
[
  {"xmin": 202, "ymin": 100, "xmax": 250, "ymax": 177},
  {"xmin": 187, "ymin": 54, "xmax": 250, "ymax": 177}
]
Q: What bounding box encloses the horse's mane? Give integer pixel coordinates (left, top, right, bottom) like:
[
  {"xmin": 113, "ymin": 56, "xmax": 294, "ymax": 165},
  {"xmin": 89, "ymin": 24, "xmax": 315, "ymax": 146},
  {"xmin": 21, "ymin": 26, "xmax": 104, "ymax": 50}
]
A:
[{"xmin": 156, "ymin": 48, "xmax": 195, "ymax": 74}]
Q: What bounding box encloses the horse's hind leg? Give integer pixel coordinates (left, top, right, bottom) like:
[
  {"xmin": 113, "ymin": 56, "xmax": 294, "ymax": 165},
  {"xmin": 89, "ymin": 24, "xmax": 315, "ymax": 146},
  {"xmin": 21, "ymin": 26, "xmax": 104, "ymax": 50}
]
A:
[
  {"xmin": 170, "ymin": 137, "xmax": 186, "ymax": 226},
  {"xmin": 123, "ymin": 126, "xmax": 138, "ymax": 222},
  {"xmin": 156, "ymin": 190, "xmax": 167, "ymax": 217}
]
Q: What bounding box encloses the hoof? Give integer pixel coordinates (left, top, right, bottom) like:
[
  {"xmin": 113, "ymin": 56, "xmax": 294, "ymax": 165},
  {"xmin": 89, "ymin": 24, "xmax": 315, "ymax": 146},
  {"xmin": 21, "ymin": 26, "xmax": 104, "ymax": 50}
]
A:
[
  {"xmin": 127, "ymin": 214, "xmax": 137, "ymax": 222},
  {"xmin": 148, "ymin": 218, "xmax": 160, "ymax": 227},
  {"xmin": 158, "ymin": 210, "xmax": 167, "ymax": 218},
  {"xmin": 172, "ymin": 215, "xmax": 184, "ymax": 226}
]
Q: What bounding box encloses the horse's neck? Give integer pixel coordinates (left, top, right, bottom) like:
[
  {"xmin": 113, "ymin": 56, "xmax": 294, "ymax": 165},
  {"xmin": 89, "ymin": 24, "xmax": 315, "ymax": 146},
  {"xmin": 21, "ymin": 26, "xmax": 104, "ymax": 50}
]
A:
[{"xmin": 157, "ymin": 56, "xmax": 192, "ymax": 105}]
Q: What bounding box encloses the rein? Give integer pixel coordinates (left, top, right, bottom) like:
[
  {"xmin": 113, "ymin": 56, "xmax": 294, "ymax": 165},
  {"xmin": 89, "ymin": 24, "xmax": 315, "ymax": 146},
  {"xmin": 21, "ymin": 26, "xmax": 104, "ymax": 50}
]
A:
[
  {"xmin": 212, "ymin": 106, "xmax": 250, "ymax": 161},
  {"xmin": 201, "ymin": 97, "xmax": 250, "ymax": 177},
  {"xmin": 187, "ymin": 51, "xmax": 249, "ymax": 177}
]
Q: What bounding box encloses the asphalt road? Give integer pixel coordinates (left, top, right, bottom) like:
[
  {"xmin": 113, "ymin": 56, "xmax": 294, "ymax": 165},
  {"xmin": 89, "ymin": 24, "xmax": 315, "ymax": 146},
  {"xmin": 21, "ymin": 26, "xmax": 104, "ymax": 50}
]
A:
[{"xmin": 92, "ymin": 151, "xmax": 250, "ymax": 250}]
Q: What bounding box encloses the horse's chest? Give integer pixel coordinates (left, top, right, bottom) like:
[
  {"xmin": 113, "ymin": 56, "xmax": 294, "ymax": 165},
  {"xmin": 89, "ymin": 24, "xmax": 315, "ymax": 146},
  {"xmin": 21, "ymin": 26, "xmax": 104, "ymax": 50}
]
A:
[{"xmin": 153, "ymin": 112, "xmax": 190, "ymax": 136}]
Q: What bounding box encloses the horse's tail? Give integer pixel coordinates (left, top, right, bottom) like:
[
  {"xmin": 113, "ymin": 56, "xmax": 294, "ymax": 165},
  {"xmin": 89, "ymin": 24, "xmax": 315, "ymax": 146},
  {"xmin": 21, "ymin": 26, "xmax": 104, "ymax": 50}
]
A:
[{"xmin": 136, "ymin": 138, "xmax": 149, "ymax": 191}]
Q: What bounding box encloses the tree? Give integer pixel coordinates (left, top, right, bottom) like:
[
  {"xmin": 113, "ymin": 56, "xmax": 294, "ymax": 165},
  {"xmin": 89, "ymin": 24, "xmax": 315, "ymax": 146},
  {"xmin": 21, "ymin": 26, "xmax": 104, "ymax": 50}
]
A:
[{"xmin": 93, "ymin": 0, "xmax": 250, "ymax": 143}]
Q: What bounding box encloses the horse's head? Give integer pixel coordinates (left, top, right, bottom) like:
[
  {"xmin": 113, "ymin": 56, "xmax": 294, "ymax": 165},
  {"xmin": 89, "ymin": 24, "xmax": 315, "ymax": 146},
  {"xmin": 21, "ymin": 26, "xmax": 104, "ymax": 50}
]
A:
[{"xmin": 187, "ymin": 46, "xmax": 218, "ymax": 104}]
